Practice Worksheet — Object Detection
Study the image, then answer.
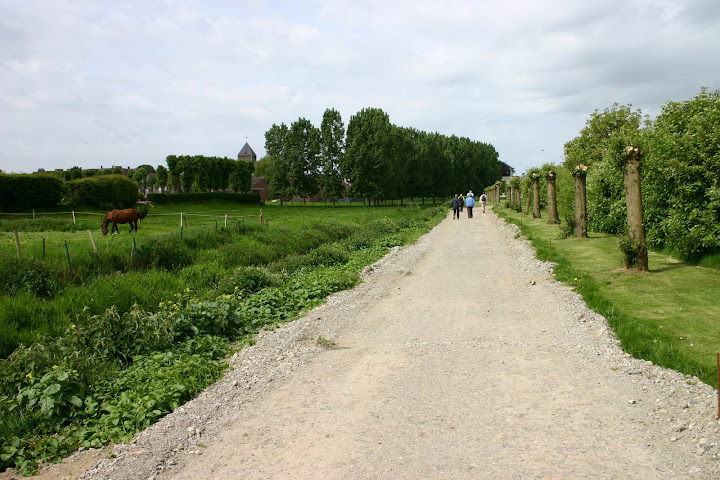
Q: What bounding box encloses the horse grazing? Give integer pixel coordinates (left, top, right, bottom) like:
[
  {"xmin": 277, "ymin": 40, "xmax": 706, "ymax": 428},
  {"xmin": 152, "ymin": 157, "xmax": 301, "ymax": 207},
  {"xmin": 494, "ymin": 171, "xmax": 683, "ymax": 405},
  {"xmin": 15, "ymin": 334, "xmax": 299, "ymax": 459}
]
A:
[{"xmin": 101, "ymin": 208, "xmax": 147, "ymax": 236}]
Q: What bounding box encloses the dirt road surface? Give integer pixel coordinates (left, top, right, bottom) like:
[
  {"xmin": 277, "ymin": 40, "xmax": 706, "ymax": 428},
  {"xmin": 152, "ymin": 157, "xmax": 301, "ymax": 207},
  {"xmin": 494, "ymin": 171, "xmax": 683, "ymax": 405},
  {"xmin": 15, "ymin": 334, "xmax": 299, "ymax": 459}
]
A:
[{"xmin": 57, "ymin": 209, "xmax": 720, "ymax": 479}]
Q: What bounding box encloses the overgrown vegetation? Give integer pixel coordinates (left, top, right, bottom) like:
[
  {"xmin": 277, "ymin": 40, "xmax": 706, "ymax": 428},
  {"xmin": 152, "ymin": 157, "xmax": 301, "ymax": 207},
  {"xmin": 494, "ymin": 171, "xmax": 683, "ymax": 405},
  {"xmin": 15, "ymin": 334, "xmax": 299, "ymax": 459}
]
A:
[{"xmin": 0, "ymin": 202, "xmax": 445, "ymax": 474}]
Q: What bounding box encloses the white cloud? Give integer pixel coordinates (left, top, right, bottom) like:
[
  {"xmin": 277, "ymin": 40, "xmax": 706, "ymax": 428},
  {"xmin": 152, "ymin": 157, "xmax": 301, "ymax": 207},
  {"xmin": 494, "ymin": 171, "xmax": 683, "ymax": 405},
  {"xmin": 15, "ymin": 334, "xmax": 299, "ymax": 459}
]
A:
[{"xmin": 1, "ymin": 0, "xmax": 719, "ymax": 175}]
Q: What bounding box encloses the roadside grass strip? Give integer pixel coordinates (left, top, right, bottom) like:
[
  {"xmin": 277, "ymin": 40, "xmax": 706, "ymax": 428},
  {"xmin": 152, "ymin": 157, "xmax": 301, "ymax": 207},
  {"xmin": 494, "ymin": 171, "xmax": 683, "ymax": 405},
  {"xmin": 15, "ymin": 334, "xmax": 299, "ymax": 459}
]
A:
[{"xmin": 494, "ymin": 204, "xmax": 720, "ymax": 388}]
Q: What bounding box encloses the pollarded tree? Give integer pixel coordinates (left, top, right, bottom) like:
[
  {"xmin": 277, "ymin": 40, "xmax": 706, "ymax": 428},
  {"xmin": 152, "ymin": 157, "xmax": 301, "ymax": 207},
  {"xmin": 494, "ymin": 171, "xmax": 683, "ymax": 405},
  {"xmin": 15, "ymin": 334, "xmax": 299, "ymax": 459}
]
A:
[
  {"xmin": 531, "ymin": 170, "xmax": 542, "ymax": 218},
  {"xmin": 509, "ymin": 177, "xmax": 522, "ymax": 212},
  {"xmin": 572, "ymin": 164, "xmax": 589, "ymax": 238},
  {"xmin": 620, "ymin": 145, "xmax": 648, "ymax": 271},
  {"xmin": 564, "ymin": 103, "xmax": 646, "ymax": 234},
  {"xmin": 319, "ymin": 108, "xmax": 346, "ymax": 205},
  {"xmin": 545, "ymin": 168, "xmax": 559, "ymax": 224},
  {"xmin": 285, "ymin": 117, "xmax": 320, "ymax": 205}
]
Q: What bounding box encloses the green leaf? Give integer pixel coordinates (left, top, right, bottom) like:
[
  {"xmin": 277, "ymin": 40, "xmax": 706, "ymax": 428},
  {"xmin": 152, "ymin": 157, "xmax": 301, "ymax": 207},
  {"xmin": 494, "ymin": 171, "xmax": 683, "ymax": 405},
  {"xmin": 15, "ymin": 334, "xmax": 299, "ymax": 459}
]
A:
[
  {"xmin": 39, "ymin": 396, "xmax": 55, "ymax": 416},
  {"xmin": 43, "ymin": 383, "xmax": 61, "ymax": 396}
]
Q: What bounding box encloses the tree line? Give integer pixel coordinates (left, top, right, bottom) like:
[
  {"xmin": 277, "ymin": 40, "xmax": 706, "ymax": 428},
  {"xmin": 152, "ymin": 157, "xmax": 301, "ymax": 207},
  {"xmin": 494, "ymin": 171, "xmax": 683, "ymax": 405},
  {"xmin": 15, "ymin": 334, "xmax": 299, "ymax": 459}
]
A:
[
  {"xmin": 512, "ymin": 88, "xmax": 720, "ymax": 261},
  {"xmin": 264, "ymin": 107, "xmax": 501, "ymax": 205},
  {"xmin": 165, "ymin": 155, "xmax": 253, "ymax": 194}
]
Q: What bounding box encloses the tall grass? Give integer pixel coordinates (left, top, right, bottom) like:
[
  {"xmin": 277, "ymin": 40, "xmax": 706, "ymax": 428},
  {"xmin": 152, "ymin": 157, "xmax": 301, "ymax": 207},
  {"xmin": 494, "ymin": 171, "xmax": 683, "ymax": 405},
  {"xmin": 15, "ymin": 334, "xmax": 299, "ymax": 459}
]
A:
[
  {"xmin": 0, "ymin": 202, "xmax": 446, "ymax": 474},
  {"xmin": 0, "ymin": 202, "xmax": 444, "ymax": 357}
]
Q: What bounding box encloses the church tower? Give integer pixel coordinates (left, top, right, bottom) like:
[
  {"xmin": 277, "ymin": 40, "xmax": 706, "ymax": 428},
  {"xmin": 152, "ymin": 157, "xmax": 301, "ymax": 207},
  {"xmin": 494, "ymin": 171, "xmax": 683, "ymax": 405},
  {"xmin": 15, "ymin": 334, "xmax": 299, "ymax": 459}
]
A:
[{"xmin": 238, "ymin": 140, "xmax": 257, "ymax": 162}]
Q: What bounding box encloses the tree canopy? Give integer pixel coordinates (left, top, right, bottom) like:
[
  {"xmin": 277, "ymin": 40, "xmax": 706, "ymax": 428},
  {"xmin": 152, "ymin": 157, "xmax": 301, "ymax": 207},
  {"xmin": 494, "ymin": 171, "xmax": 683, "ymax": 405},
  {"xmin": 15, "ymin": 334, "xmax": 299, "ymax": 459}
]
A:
[{"xmin": 264, "ymin": 107, "xmax": 501, "ymax": 203}]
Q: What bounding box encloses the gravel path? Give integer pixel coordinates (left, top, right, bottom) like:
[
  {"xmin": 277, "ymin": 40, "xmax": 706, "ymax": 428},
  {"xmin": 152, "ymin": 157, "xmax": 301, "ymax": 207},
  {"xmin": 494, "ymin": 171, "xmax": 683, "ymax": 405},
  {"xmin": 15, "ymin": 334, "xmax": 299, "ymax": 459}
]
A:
[{"xmin": 43, "ymin": 208, "xmax": 720, "ymax": 479}]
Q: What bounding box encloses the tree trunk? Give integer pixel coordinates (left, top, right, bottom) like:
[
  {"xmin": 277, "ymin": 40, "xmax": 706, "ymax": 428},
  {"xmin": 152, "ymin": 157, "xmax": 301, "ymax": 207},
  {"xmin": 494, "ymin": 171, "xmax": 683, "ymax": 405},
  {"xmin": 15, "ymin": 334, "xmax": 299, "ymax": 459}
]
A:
[
  {"xmin": 532, "ymin": 178, "xmax": 541, "ymax": 218},
  {"xmin": 513, "ymin": 186, "xmax": 521, "ymax": 211},
  {"xmin": 547, "ymin": 179, "xmax": 559, "ymax": 224},
  {"xmin": 574, "ymin": 176, "xmax": 587, "ymax": 238},
  {"xmin": 524, "ymin": 186, "xmax": 531, "ymax": 215},
  {"xmin": 623, "ymin": 148, "xmax": 648, "ymax": 271}
]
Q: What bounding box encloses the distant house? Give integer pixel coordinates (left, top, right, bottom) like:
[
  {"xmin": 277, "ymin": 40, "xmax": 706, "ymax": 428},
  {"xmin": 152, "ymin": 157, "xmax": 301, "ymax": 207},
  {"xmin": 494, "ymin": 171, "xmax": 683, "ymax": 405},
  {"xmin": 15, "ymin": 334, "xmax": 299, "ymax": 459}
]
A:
[
  {"xmin": 251, "ymin": 177, "xmax": 268, "ymax": 200},
  {"xmin": 238, "ymin": 142, "xmax": 257, "ymax": 162}
]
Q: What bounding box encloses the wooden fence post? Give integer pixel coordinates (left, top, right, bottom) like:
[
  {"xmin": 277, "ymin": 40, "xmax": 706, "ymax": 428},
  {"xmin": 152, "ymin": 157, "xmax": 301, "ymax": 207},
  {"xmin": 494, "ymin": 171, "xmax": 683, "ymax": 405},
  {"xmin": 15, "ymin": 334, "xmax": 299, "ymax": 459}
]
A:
[
  {"xmin": 64, "ymin": 240, "xmax": 72, "ymax": 275},
  {"xmin": 13, "ymin": 230, "xmax": 21, "ymax": 259},
  {"xmin": 72, "ymin": 211, "xmax": 76, "ymax": 225},
  {"xmin": 87, "ymin": 230, "xmax": 98, "ymax": 253}
]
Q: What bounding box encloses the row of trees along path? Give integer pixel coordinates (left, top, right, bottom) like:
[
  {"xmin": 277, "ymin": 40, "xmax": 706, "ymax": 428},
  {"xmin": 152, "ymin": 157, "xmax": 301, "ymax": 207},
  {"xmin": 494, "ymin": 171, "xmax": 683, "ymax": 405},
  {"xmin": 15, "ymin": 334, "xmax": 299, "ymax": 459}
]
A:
[{"xmin": 487, "ymin": 144, "xmax": 648, "ymax": 271}]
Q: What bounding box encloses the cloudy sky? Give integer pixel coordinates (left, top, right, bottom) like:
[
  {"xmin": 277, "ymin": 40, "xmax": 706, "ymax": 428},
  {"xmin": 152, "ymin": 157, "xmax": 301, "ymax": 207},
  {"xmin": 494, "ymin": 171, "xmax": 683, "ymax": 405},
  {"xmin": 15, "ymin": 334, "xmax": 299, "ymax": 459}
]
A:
[{"xmin": 1, "ymin": 0, "xmax": 718, "ymax": 176}]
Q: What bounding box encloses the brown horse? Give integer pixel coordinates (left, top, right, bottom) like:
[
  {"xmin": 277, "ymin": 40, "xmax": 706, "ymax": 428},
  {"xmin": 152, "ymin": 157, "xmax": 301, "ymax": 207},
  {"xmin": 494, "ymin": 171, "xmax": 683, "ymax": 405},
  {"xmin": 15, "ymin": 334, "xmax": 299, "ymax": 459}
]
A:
[{"xmin": 101, "ymin": 208, "xmax": 147, "ymax": 236}]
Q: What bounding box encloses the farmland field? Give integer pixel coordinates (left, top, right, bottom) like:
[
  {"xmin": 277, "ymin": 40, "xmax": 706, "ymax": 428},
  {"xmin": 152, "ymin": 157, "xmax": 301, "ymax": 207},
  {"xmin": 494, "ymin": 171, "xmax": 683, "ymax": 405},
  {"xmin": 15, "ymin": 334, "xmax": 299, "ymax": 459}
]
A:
[{"xmin": 0, "ymin": 200, "xmax": 447, "ymax": 474}]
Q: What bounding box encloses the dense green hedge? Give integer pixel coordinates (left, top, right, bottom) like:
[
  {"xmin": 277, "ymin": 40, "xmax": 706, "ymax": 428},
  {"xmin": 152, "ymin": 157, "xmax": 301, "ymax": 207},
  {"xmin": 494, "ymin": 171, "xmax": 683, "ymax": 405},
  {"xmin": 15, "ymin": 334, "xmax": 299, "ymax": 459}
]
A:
[
  {"xmin": 65, "ymin": 175, "xmax": 139, "ymax": 209},
  {"xmin": 549, "ymin": 90, "xmax": 720, "ymax": 259},
  {"xmin": 0, "ymin": 174, "xmax": 64, "ymax": 212},
  {"xmin": 643, "ymin": 89, "xmax": 720, "ymax": 258},
  {"xmin": 146, "ymin": 192, "xmax": 262, "ymax": 204}
]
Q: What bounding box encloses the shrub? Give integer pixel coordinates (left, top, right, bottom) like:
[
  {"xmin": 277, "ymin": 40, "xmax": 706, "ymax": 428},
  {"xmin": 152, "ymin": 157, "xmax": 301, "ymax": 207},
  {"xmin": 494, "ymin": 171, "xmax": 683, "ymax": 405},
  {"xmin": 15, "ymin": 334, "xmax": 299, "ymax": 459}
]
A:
[
  {"xmin": 146, "ymin": 192, "xmax": 261, "ymax": 204},
  {"xmin": 0, "ymin": 174, "xmax": 64, "ymax": 212},
  {"xmin": 65, "ymin": 175, "xmax": 138, "ymax": 209},
  {"xmin": 180, "ymin": 262, "xmax": 226, "ymax": 290},
  {"xmin": 308, "ymin": 244, "xmax": 350, "ymax": 266},
  {"xmin": 267, "ymin": 253, "xmax": 313, "ymax": 273},
  {"xmin": 220, "ymin": 238, "xmax": 281, "ymax": 267},
  {"xmin": 217, "ymin": 266, "xmax": 284, "ymax": 294},
  {"xmin": 617, "ymin": 233, "xmax": 642, "ymax": 268},
  {"xmin": 586, "ymin": 160, "xmax": 627, "ymax": 234},
  {"xmin": 136, "ymin": 235, "xmax": 194, "ymax": 271},
  {"xmin": 644, "ymin": 89, "xmax": 720, "ymax": 259},
  {"xmin": 0, "ymin": 258, "xmax": 58, "ymax": 298}
]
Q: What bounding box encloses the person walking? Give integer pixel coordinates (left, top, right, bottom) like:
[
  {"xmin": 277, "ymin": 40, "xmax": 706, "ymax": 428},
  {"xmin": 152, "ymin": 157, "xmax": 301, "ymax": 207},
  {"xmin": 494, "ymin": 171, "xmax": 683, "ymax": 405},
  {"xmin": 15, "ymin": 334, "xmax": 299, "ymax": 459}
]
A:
[
  {"xmin": 451, "ymin": 194, "xmax": 462, "ymax": 220},
  {"xmin": 458, "ymin": 193, "xmax": 465, "ymax": 213},
  {"xmin": 465, "ymin": 193, "xmax": 476, "ymax": 218},
  {"xmin": 480, "ymin": 192, "xmax": 488, "ymax": 213}
]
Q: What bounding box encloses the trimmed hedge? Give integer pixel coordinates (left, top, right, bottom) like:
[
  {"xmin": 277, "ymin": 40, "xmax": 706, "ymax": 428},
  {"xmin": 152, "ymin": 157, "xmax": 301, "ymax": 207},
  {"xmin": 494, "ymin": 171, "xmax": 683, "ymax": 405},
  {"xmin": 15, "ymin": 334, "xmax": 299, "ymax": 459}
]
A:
[
  {"xmin": 0, "ymin": 174, "xmax": 64, "ymax": 212},
  {"xmin": 146, "ymin": 192, "xmax": 262, "ymax": 204},
  {"xmin": 65, "ymin": 175, "xmax": 139, "ymax": 209}
]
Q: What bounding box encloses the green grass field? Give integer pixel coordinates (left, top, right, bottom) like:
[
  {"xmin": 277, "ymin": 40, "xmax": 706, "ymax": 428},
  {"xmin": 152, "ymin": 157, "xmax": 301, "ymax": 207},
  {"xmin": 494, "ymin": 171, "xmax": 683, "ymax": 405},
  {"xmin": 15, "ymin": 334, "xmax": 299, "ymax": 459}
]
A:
[
  {"xmin": 0, "ymin": 201, "xmax": 447, "ymax": 474},
  {"xmin": 493, "ymin": 202, "xmax": 720, "ymax": 387},
  {"xmin": 0, "ymin": 201, "xmax": 443, "ymax": 357}
]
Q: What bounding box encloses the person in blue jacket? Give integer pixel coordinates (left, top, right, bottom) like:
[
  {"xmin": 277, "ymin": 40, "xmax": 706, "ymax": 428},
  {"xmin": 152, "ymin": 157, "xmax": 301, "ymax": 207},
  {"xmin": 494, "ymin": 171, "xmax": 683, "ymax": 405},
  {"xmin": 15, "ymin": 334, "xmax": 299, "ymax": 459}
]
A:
[{"xmin": 465, "ymin": 194, "xmax": 476, "ymax": 218}]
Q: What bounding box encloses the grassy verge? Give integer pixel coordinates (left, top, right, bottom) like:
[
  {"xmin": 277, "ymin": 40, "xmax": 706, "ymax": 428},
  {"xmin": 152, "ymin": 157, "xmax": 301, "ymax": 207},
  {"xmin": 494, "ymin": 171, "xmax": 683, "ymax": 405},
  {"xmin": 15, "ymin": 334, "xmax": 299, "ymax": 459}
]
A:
[{"xmin": 492, "ymin": 203, "xmax": 720, "ymax": 387}]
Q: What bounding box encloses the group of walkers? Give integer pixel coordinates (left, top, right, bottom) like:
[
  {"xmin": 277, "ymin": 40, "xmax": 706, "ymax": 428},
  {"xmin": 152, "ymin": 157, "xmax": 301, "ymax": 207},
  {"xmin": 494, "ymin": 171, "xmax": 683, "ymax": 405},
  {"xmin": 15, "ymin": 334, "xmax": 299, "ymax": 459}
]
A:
[{"xmin": 451, "ymin": 190, "xmax": 487, "ymax": 219}]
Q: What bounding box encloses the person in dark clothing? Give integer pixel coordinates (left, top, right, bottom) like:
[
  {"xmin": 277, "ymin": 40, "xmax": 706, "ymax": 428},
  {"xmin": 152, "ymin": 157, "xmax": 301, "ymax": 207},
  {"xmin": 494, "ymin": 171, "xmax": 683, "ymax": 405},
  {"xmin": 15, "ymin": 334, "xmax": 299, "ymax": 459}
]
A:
[{"xmin": 451, "ymin": 194, "xmax": 462, "ymax": 219}]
